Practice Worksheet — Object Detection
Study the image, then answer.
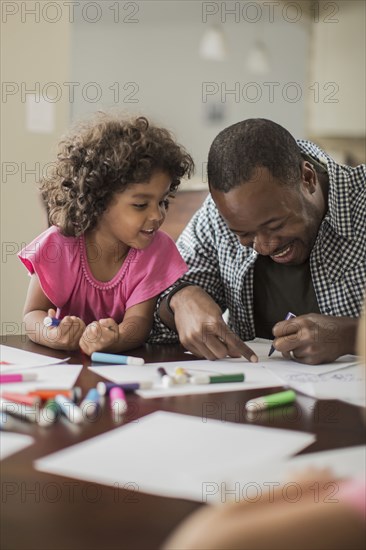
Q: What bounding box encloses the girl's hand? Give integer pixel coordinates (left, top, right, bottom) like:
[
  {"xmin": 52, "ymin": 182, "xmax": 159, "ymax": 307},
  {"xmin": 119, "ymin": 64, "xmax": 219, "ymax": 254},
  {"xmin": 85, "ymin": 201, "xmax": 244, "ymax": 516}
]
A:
[
  {"xmin": 79, "ymin": 318, "xmax": 119, "ymax": 355},
  {"xmin": 44, "ymin": 309, "xmax": 86, "ymax": 350}
]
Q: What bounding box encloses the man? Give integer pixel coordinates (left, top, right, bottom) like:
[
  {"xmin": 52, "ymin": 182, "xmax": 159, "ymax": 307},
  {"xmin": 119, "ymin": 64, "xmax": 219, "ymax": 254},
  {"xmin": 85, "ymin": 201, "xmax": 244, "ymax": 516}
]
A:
[{"xmin": 150, "ymin": 119, "xmax": 366, "ymax": 365}]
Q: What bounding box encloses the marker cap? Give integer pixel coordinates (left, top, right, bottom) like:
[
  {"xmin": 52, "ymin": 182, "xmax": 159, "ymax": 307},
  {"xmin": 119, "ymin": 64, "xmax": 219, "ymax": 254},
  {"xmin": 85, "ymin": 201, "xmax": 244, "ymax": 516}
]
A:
[{"xmin": 44, "ymin": 316, "xmax": 61, "ymax": 327}]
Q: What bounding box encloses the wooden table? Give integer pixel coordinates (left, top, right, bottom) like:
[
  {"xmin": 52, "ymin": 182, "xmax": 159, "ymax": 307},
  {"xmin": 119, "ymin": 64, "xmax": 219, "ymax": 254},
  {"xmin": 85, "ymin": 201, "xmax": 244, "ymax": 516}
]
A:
[{"xmin": 1, "ymin": 336, "xmax": 365, "ymax": 550}]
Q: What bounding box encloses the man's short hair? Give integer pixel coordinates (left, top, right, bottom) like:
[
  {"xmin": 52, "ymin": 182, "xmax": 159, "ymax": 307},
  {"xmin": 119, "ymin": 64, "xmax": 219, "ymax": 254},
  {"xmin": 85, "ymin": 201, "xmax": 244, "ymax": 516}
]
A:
[{"xmin": 207, "ymin": 118, "xmax": 303, "ymax": 192}]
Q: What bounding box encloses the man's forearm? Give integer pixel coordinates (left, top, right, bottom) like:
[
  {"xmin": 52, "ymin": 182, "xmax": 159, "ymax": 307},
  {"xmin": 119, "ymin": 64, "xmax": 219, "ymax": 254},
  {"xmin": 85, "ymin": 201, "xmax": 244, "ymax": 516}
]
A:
[
  {"xmin": 159, "ymin": 295, "xmax": 177, "ymax": 332},
  {"xmin": 159, "ymin": 282, "xmax": 194, "ymax": 332},
  {"xmin": 340, "ymin": 316, "xmax": 359, "ymax": 356},
  {"xmin": 158, "ymin": 283, "xmax": 196, "ymax": 332}
]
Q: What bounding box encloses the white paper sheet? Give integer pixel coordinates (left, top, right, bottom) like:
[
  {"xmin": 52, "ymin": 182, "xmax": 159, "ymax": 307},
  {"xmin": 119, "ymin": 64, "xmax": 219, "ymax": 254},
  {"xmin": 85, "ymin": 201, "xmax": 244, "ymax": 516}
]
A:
[
  {"xmin": 0, "ymin": 345, "xmax": 70, "ymax": 372},
  {"xmin": 89, "ymin": 360, "xmax": 283, "ymax": 398},
  {"xmin": 0, "ymin": 432, "xmax": 34, "ymax": 460},
  {"xmin": 266, "ymin": 363, "xmax": 365, "ymax": 407},
  {"xmin": 89, "ymin": 339, "xmax": 357, "ymax": 399},
  {"xmin": 206, "ymin": 445, "xmax": 366, "ymax": 504},
  {"xmin": 35, "ymin": 411, "xmax": 315, "ymax": 502},
  {"xmin": 0, "ymin": 364, "xmax": 83, "ymax": 394},
  {"xmin": 247, "ymin": 340, "xmax": 357, "ymax": 375}
]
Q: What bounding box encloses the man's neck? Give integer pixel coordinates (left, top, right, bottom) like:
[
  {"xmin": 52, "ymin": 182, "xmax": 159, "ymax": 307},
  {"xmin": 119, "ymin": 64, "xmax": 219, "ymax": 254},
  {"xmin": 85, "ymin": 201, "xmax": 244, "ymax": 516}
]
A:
[{"xmin": 318, "ymin": 171, "xmax": 329, "ymax": 214}]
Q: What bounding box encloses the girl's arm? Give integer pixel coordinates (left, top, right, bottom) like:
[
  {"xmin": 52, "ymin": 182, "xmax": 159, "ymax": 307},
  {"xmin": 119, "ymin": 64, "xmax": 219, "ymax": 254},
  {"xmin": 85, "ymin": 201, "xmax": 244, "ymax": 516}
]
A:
[
  {"xmin": 23, "ymin": 274, "xmax": 86, "ymax": 350},
  {"xmin": 79, "ymin": 297, "xmax": 157, "ymax": 355}
]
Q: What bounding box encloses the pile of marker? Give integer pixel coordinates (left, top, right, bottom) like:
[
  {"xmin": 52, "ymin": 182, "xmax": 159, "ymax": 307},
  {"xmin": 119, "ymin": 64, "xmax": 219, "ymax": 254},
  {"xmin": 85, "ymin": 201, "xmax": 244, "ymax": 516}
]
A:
[
  {"xmin": 0, "ymin": 380, "xmax": 157, "ymax": 429},
  {"xmin": 158, "ymin": 367, "xmax": 245, "ymax": 388},
  {"xmin": 1, "ymin": 388, "xmax": 85, "ymax": 428}
]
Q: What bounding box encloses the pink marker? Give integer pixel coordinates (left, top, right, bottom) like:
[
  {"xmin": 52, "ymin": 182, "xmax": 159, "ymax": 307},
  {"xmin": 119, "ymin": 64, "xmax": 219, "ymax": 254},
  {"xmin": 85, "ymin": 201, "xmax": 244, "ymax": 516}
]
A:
[
  {"xmin": 110, "ymin": 386, "xmax": 127, "ymax": 415},
  {"xmin": 0, "ymin": 373, "xmax": 38, "ymax": 384}
]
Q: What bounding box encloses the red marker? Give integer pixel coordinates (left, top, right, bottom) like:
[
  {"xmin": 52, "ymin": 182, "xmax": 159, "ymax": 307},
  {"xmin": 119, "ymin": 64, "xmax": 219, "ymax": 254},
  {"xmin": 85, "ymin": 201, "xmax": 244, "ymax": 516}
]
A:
[{"xmin": 1, "ymin": 392, "xmax": 41, "ymax": 407}]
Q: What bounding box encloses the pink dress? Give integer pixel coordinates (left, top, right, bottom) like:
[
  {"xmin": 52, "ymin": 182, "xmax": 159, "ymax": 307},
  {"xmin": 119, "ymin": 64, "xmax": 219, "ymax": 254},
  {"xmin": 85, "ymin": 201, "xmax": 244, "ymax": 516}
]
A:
[{"xmin": 18, "ymin": 226, "xmax": 187, "ymax": 325}]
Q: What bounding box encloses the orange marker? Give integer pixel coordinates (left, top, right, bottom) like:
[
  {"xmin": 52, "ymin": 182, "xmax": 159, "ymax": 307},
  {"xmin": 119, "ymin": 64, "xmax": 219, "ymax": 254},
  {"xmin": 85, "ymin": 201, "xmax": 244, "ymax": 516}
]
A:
[{"xmin": 28, "ymin": 387, "xmax": 81, "ymax": 402}]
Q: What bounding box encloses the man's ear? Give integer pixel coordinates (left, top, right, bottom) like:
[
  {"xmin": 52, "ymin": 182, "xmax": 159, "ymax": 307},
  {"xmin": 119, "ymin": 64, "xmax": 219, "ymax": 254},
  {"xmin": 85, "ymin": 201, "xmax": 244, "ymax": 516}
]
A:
[{"xmin": 301, "ymin": 161, "xmax": 317, "ymax": 195}]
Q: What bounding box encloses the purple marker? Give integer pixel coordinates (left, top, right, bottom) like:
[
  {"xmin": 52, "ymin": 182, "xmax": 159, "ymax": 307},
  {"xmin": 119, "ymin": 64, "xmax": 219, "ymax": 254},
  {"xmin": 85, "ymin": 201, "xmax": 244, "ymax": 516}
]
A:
[
  {"xmin": 44, "ymin": 316, "xmax": 61, "ymax": 327},
  {"xmin": 97, "ymin": 381, "xmax": 153, "ymax": 396},
  {"xmin": 157, "ymin": 367, "xmax": 174, "ymax": 388}
]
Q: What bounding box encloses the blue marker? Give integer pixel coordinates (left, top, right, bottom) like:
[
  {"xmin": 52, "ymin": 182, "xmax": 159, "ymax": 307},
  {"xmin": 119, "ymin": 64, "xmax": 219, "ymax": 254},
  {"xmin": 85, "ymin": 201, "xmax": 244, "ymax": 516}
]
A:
[
  {"xmin": 268, "ymin": 312, "xmax": 297, "ymax": 357},
  {"xmin": 55, "ymin": 394, "xmax": 83, "ymax": 424},
  {"xmin": 91, "ymin": 351, "xmax": 145, "ymax": 366},
  {"xmin": 80, "ymin": 388, "xmax": 100, "ymax": 418},
  {"xmin": 44, "ymin": 316, "xmax": 61, "ymax": 327}
]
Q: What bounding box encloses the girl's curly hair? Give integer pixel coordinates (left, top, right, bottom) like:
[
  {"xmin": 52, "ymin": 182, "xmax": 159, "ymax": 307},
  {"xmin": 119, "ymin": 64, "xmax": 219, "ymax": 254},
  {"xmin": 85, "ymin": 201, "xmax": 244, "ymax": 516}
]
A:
[{"xmin": 41, "ymin": 113, "xmax": 194, "ymax": 236}]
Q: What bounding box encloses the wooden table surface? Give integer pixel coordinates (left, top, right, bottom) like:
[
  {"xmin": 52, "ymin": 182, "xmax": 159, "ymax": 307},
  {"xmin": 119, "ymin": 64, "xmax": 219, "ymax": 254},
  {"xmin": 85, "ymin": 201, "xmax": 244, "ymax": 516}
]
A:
[{"xmin": 1, "ymin": 336, "xmax": 365, "ymax": 550}]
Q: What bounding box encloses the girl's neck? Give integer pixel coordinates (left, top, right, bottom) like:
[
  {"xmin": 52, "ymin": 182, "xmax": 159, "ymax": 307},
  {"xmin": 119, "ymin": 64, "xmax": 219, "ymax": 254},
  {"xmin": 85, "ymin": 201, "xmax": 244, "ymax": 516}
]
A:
[{"xmin": 84, "ymin": 230, "xmax": 130, "ymax": 282}]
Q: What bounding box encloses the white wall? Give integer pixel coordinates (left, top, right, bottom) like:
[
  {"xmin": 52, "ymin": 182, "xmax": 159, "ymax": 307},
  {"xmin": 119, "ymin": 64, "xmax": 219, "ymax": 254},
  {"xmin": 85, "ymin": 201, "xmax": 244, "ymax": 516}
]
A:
[
  {"xmin": 70, "ymin": 0, "xmax": 310, "ymax": 184},
  {"xmin": 1, "ymin": 7, "xmax": 70, "ymax": 336},
  {"xmin": 308, "ymin": 0, "xmax": 366, "ymax": 137}
]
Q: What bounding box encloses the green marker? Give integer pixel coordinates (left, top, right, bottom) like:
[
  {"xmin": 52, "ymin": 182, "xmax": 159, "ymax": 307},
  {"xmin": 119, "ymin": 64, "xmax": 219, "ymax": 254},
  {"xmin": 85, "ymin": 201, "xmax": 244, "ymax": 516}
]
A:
[
  {"xmin": 245, "ymin": 390, "xmax": 296, "ymax": 411},
  {"xmin": 190, "ymin": 373, "xmax": 245, "ymax": 385},
  {"xmin": 38, "ymin": 399, "xmax": 61, "ymax": 427}
]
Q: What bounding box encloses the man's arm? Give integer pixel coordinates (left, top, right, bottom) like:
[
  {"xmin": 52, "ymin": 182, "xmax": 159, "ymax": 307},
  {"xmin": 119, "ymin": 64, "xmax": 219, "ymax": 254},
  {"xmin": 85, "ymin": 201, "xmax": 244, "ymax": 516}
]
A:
[
  {"xmin": 158, "ymin": 282, "xmax": 193, "ymax": 332},
  {"xmin": 160, "ymin": 283, "xmax": 257, "ymax": 362},
  {"xmin": 149, "ymin": 196, "xmax": 227, "ymax": 344},
  {"xmin": 151, "ymin": 196, "xmax": 257, "ymax": 361}
]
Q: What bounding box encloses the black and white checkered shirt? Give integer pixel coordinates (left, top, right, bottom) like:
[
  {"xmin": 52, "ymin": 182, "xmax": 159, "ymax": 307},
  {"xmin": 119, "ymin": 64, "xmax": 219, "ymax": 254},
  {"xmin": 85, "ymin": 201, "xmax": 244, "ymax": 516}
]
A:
[{"xmin": 149, "ymin": 141, "xmax": 366, "ymax": 343}]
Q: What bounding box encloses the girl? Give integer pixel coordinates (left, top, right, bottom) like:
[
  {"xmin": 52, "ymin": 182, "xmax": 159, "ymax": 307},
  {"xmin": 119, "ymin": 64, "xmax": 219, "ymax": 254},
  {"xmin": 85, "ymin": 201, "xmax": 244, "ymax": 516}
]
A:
[{"xmin": 19, "ymin": 114, "xmax": 194, "ymax": 354}]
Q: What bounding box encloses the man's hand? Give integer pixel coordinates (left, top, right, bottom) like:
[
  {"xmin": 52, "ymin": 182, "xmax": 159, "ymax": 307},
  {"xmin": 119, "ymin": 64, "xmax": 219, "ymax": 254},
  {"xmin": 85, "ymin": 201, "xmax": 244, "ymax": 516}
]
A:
[
  {"xmin": 272, "ymin": 313, "xmax": 358, "ymax": 364},
  {"xmin": 169, "ymin": 286, "xmax": 257, "ymax": 362}
]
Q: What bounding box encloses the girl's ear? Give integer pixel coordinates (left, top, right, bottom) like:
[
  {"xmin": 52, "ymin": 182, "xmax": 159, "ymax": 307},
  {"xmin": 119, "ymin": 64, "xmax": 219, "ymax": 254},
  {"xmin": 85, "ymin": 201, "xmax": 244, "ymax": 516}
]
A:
[{"xmin": 301, "ymin": 161, "xmax": 317, "ymax": 195}]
